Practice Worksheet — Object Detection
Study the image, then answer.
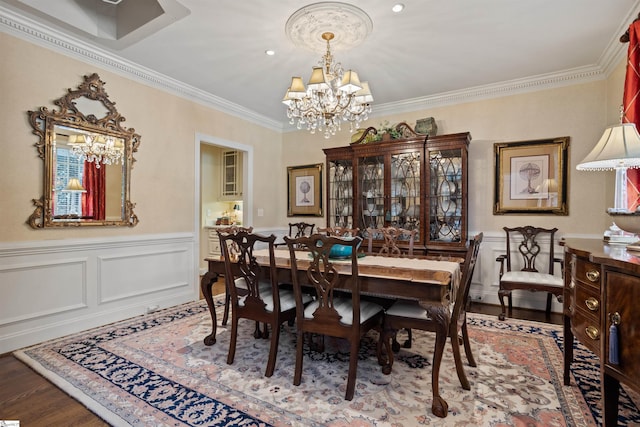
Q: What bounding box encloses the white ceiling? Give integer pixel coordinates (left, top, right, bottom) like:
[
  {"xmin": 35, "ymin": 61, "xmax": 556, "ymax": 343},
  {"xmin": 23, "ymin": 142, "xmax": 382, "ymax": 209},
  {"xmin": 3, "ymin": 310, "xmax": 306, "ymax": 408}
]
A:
[{"xmin": 2, "ymin": 0, "xmax": 640, "ymax": 129}]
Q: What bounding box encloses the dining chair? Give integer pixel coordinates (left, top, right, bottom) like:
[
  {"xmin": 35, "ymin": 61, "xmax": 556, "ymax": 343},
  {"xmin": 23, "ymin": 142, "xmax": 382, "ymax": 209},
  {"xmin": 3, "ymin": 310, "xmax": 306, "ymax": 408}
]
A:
[
  {"xmin": 365, "ymin": 226, "xmax": 417, "ymax": 257},
  {"xmin": 276, "ymin": 222, "xmax": 316, "ymax": 248},
  {"xmin": 365, "ymin": 226, "xmax": 418, "ymax": 350},
  {"xmin": 496, "ymin": 226, "xmax": 563, "ymax": 321},
  {"xmin": 217, "ymin": 225, "xmax": 254, "ymax": 327},
  {"xmin": 379, "ymin": 232, "xmax": 483, "ymax": 392},
  {"xmin": 219, "ymin": 230, "xmax": 310, "ymax": 377},
  {"xmin": 284, "ymin": 234, "xmax": 385, "ymax": 401},
  {"xmin": 317, "ymin": 226, "xmax": 360, "ymax": 237}
]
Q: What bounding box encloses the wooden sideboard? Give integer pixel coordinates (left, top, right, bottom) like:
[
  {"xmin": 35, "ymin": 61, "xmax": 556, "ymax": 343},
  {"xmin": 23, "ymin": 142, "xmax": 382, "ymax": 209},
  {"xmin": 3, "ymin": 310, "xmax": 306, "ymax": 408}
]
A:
[{"xmin": 563, "ymin": 238, "xmax": 640, "ymax": 426}]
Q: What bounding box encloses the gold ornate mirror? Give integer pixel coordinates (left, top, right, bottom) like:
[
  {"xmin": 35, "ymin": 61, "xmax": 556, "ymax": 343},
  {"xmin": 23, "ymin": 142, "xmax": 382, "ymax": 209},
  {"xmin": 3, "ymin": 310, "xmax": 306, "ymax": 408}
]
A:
[{"xmin": 27, "ymin": 73, "xmax": 141, "ymax": 228}]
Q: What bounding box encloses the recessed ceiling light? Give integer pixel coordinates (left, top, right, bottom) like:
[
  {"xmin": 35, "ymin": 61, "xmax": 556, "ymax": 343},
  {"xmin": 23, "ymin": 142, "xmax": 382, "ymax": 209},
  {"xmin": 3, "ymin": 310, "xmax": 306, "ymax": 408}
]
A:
[
  {"xmin": 265, "ymin": 49, "xmax": 275, "ymax": 56},
  {"xmin": 392, "ymin": 4, "xmax": 405, "ymax": 13}
]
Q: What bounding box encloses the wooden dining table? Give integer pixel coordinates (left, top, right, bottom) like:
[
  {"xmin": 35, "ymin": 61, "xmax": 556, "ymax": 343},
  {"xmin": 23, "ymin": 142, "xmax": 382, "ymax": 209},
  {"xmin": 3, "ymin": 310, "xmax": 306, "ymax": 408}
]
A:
[{"xmin": 200, "ymin": 248, "xmax": 462, "ymax": 418}]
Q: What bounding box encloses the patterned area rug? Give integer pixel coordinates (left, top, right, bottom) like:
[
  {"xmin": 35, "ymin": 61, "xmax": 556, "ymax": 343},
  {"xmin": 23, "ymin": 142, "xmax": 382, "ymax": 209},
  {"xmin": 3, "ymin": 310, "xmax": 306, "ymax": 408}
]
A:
[{"xmin": 14, "ymin": 298, "xmax": 640, "ymax": 426}]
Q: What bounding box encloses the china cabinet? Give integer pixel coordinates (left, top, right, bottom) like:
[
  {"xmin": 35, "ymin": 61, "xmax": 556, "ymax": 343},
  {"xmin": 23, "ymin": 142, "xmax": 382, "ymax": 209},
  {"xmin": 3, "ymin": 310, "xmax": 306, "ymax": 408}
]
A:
[{"xmin": 323, "ymin": 124, "xmax": 470, "ymax": 256}]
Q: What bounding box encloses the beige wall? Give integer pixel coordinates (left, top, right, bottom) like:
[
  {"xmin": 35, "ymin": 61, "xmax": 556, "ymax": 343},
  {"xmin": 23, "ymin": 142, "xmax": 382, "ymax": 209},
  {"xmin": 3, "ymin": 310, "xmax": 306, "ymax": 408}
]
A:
[
  {"xmin": 0, "ymin": 31, "xmax": 630, "ymax": 243},
  {"xmin": 0, "ymin": 32, "xmax": 283, "ymax": 242},
  {"xmin": 283, "ymin": 71, "xmax": 627, "ymax": 236}
]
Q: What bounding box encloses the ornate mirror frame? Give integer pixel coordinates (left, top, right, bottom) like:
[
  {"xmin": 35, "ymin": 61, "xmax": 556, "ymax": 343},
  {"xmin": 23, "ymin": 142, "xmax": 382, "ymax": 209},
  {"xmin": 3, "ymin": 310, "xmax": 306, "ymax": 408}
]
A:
[{"xmin": 27, "ymin": 73, "xmax": 141, "ymax": 228}]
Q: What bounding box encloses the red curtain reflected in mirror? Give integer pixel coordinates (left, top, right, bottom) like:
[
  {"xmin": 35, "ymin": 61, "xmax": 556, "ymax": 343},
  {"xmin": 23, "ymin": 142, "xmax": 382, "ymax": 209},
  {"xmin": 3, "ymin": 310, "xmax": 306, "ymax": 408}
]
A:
[
  {"xmin": 622, "ymin": 20, "xmax": 640, "ymax": 211},
  {"xmin": 82, "ymin": 161, "xmax": 106, "ymax": 220}
]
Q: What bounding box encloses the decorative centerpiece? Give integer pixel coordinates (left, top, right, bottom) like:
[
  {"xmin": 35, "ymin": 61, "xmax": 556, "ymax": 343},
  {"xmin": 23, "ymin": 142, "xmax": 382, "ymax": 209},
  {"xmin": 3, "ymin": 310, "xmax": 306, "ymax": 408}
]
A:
[{"xmin": 376, "ymin": 121, "xmax": 402, "ymax": 141}]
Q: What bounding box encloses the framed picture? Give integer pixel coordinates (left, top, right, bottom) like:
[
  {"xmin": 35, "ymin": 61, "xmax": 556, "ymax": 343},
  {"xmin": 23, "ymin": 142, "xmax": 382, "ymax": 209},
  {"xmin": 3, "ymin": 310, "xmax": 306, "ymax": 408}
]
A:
[
  {"xmin": 494, "ymin": 137, "xmax": 569, "ymax": 215},
  {"xmin": 287, "ymin": 163, "xmax": 323, "ymax": 216}
]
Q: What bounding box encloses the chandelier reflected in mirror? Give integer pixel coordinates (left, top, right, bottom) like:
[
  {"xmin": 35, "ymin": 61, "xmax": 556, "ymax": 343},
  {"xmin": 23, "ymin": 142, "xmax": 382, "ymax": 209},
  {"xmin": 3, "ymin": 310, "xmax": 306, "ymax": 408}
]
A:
[
  {"xmin": 283, "ymin": 32, "xmax": 373, "ymax": 138},
  {"xmin": 68, "ymin": 133, "xmax": 124, "ymax": 168}
]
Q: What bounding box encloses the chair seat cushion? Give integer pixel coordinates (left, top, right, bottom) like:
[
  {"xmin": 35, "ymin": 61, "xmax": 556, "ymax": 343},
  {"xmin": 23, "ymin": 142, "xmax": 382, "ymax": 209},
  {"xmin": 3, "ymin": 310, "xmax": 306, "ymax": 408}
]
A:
[
  {"xmin": 385, "ymin": 300, "xmax": 450, "ymax": 320},
  {"xmin": 238, "ymin": 281, "xmax": 312, "ymax": 312},
  {"xmin": 501, "ymin": 271, "xmax": 563, "ymax": 287},
  {"xmin": 304, "ymin": 298, "xmax": 383, "ymax": 325}
]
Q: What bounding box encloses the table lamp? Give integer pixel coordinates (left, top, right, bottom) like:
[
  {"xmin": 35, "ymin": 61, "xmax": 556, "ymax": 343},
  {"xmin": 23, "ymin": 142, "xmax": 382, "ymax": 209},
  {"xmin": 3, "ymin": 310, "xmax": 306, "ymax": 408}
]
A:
[{"xmin": 576, "ymin": 122, "xmax": 640, "ymax": 213}]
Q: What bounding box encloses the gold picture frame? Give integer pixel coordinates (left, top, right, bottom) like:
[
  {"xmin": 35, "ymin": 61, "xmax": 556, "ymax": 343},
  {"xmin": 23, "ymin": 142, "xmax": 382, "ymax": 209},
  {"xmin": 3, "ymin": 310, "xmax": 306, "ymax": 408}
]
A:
[
  {"xmin": 287, "ymin": 163, "xmax": 323, "ymax": 217},
  {"xmin": 494, "ymin": 137, "xmax": 569, "ymax": 215}
]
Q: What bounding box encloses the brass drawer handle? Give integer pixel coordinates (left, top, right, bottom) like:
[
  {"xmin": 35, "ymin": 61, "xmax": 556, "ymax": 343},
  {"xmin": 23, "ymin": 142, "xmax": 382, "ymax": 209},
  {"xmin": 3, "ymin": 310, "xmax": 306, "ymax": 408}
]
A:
[
  {"xmin": 585, "ymin": 297, "xmax": 599, "ymax": 311},
  {"xmin": 586, "ymin": 270, "xmax": 600, "ymax": 282},
  {"xmin": 585, "ymin": 325, "xmax": 600, "ymax": 340}
]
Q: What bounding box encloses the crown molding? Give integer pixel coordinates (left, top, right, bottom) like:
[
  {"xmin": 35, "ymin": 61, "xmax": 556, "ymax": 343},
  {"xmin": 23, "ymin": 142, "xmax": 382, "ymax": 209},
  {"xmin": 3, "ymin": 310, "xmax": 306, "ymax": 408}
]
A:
[
  {"xmin": 0, "ymin": 5, "xmax": 284, "ymax": 132},
  {"xmin": 369, "ymin": 64, "xmax": 608, "ymax": 119}
]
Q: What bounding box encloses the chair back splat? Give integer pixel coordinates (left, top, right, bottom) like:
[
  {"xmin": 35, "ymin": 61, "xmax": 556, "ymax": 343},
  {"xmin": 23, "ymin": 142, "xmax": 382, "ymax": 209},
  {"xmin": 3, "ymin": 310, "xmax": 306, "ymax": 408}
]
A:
[
  {"xmin": 496, "ymin": 226, "xmax": 563, "ymax": 320},
  {"xmin": 317, "ymin": 226, "xmax": 360, "ymax": 237},
  {"xmin": 216, "ymin": 225, "xmax": 254, "ymax": 327},
  {"xmin": 365, "ymin": 226, "xmax": 417, "ymax": 257},
  {"xmin": 284, "ymin": 233, "xmax": 384, "ymax": 401}
]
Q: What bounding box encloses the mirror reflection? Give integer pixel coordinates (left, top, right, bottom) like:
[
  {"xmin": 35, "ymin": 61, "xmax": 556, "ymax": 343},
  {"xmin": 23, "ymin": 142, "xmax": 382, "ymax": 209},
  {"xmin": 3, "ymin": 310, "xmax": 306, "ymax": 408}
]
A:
[
  {"xmin": 27, "ymin": 73, "xmax": 141, "ymax": 228},
  {"xmin": 51, "ymin": 125, "xmax": 125, "ymax": 221}
]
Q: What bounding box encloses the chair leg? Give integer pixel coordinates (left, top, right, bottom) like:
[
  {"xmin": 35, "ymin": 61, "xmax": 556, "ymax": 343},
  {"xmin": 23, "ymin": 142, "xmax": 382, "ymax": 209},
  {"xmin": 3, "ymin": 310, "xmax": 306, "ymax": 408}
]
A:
[
  {"xmin": 498, "ymin": 289, "xmax": 508, "ymax": 321},
  {"xmin": 293, "ymin": 330, "xmax": 304, "ymax": 386},
  {"xmin": 222, "ymin": 290, "xmax": 231, "ymax": 326},
  {"xmin": 403, "ymin": 328, "xmax": 412, "ymax": 348},
  {"xmin": 227, "ymin": 315, "xmax": 239, "ymax": 365},
  {"xmin": 449, "ymin": 329, "xmax": 470, "ymax": 390},
  {"xmin": 379, "ymin": 326, "xmax": 395, "ymax": 374},
  {"xmin": 545, "ymin": 293, "xmax": 553, "ymax": 319},
  {"xmin": 461, "ymin": 320, "xmax": 477, "ymax": 367},
  {"xmin": 264, "ymin": 322, "xmax": 280, "ymax": 377},
  {"xmin": 345, "ymin": 339, "xmax": 359, "ymax": 401}
]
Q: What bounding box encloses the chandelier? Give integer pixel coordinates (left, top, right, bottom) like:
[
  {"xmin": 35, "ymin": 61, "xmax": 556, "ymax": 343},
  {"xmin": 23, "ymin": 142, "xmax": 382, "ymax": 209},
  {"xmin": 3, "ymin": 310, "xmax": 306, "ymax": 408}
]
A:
[
  {"xmin": 68, "ymin": 133, "xmax": 124, "ymax": 168},
  {"xmin": 282, "ymin": 31, "xmax": 373, "ymax": 138}
]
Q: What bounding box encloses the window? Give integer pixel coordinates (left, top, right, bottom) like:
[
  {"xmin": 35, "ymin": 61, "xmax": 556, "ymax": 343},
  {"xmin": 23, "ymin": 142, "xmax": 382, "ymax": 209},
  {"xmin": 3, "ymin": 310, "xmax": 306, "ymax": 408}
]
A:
[{"xmin": 54, "ymin": 147, "xmax": 85, "ymax": 216}]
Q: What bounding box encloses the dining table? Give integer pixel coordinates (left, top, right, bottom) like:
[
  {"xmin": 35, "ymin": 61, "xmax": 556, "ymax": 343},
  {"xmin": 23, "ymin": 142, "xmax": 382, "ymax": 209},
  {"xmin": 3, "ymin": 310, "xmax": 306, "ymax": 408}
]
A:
[{"xmin": 200, "ymin": 248, "xmax": 462, "ymax": 418}]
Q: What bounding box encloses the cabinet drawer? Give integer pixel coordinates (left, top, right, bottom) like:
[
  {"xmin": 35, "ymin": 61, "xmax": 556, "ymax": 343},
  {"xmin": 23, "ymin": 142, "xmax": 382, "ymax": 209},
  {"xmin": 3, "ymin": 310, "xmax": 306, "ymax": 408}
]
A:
[
  {"xmin": 572, "ymin": 310, "xmax": 601, "ymax": 355},
  {"xmin": 573, "ymin": 258, "xmax": 601, "ymax": 288},
  {"xmin": 573, "ymin": 283, "xmax": 601, "ymax": 322}
]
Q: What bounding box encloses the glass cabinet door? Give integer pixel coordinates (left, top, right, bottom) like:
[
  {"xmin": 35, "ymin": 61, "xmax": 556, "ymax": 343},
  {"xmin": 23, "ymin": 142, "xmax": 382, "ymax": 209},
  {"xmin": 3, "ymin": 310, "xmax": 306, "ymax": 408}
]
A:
[
  {"xmin": 429, "ymin": 148, "xmax": 463, "ymax": 243},
  {"xmin": 328, "ymin": 159, "xmax": 354, "ymax": 228},
  {"xmin": 358, "ymin": 155, "xmax": 384, "ymax": 230},
  {"xmin": 390, "ymin": 152, "xmax": 421, "ymax": 239}
]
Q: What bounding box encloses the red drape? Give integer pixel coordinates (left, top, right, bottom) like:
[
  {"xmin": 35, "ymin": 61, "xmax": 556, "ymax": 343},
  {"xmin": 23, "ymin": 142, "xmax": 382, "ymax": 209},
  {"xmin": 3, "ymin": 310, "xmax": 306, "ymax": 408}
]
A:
[
  {"xmin": 623, "ymin": 21, "xmax": 640, "ymax": 211},
  {"xmin": 82, "ymin": 161, "xmax": 106, "ymax": 220}
]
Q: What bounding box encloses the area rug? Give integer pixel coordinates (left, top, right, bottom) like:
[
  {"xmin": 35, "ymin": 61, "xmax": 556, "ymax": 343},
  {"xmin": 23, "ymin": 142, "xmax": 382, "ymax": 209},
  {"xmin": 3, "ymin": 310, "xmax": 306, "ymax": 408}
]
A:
[{"xmin": 14, "ymin": 298, "xmax": 640, "ymax": 427}]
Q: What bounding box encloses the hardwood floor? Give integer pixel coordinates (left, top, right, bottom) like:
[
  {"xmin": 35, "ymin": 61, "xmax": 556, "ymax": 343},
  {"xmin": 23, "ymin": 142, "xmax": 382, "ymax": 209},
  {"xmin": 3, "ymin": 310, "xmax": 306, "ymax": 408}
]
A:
[{"xmin": 0, "ymin": 293, "xmax": 560, "ymax": 426}]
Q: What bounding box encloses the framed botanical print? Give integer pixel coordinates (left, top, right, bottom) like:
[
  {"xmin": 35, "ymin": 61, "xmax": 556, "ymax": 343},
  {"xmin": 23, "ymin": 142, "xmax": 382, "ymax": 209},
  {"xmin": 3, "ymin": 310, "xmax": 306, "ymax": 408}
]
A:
[
  {"xmin": 494, "ymin": 137, "xmax": 569, "ymax": 215},
  {"xmin": 287, "ymin": 163, "xmax": 323, "ymax": 216}
]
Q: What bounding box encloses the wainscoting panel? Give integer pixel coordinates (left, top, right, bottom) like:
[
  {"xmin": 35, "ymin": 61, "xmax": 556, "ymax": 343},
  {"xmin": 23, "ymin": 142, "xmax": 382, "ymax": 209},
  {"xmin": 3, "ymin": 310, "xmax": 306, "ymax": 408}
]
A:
[
  {"xmin": 98, "ymin": 247, "xmax": 191, "ymax": 304},
  {"xmin": 0, "ymin": 233, "xmax": 195, "ymax": 353},
  {"xmin": 0, "ymin": 258, "xmax": 87, "ymax": 326}
]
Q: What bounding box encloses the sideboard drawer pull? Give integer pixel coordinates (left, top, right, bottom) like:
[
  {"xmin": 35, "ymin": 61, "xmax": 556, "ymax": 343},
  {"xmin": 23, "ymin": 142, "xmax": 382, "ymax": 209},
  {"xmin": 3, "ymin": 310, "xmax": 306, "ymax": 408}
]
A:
[
  {"xmin": 585, "ymin": 325, "xmax": 600, "ymax": 340},
  {"xmin": 585, "ymin": 297, "xmax": 599, "ymax": 311},
  {"xmin": 585, "ymin": 270, "xmax": 600, "ymax": 282}
]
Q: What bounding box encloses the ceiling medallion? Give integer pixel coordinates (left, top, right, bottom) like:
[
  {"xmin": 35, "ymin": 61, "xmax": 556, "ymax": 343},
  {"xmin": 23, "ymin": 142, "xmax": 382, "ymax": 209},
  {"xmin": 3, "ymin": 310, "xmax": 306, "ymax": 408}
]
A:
[{"xmin": 285, "ymin": 2, "xmax": 373, "ymax": 53}]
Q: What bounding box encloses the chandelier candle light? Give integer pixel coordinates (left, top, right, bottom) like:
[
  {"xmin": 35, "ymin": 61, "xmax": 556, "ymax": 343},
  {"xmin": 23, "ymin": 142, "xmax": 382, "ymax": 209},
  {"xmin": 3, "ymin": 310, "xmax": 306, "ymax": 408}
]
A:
[{"xmin": 283, "ymin": 31, "xmax": 373, "ymax": 138}]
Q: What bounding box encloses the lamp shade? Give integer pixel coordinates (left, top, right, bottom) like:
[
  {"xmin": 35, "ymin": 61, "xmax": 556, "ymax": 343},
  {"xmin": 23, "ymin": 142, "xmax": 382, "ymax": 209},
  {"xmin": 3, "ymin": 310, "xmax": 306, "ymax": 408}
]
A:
[
  {"xmin": 63, "ymin": 177, "xmax": 86, "ymax": 192},
  {"xmin": 577, "ymin": 123, "xmax": 640, "ymax": 170},
  {"xmin": 339, "ymin": 70, "xmax": 362, "ymax": 94}
]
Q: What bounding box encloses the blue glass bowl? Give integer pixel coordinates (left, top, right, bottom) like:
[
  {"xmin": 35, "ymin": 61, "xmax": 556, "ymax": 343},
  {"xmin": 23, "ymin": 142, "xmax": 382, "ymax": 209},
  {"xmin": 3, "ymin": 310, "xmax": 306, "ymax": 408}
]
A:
[{"xmin": 328, "ymin": 238, "xmax": 361, "ymax": 258}]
